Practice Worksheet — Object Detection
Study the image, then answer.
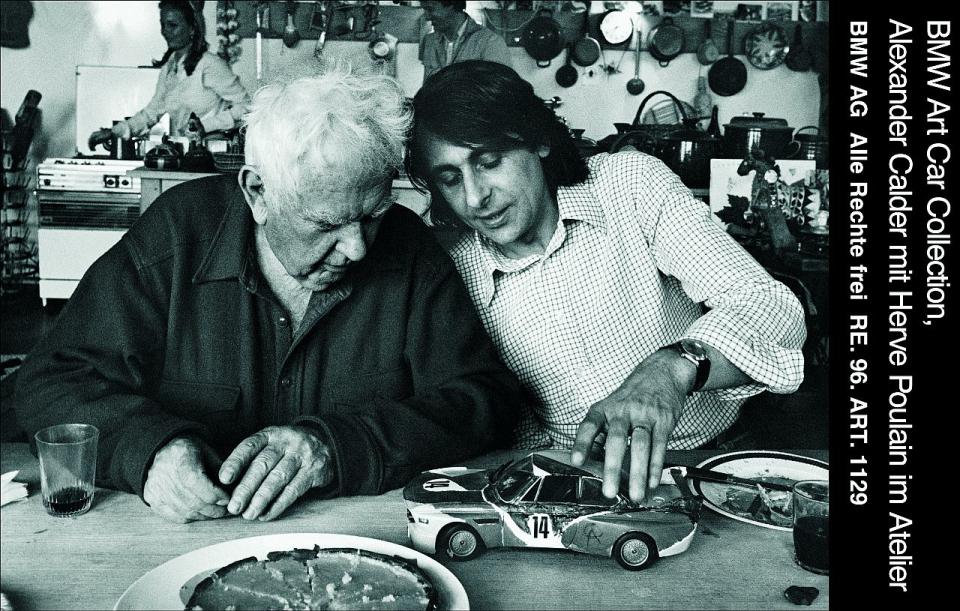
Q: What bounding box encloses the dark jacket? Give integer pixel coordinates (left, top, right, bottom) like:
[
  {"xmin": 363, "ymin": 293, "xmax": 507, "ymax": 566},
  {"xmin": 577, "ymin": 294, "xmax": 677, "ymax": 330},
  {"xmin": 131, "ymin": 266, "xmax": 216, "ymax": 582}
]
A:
[{"xmin": 15, "ymin": 175, "xmax": 521, "ymax": 499}]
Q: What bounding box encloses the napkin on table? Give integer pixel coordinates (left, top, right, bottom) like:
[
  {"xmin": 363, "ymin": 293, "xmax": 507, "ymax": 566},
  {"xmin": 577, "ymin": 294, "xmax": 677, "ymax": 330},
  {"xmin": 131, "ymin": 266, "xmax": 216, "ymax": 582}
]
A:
[{"xmin": 1, "ymin": 471, "xmax": 28, "ymax": 506}]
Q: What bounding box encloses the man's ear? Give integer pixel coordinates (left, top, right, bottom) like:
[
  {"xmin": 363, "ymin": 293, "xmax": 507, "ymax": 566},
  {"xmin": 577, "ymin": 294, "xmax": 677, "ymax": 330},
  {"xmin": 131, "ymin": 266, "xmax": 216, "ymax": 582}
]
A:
[{"xmin": 238, "ymin": 165, "xmax": 268, "ymax": 225}]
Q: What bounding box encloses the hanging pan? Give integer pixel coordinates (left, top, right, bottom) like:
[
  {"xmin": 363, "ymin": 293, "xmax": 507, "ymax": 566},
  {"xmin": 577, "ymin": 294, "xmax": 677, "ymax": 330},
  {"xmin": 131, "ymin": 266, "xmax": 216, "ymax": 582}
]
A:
[
  {"xmin": 648, "ymin": 17, "xmax": 685, "ymax": 67},
  {"xmin": 708, "ymin": 20, "xmax": 747, "ymax": 96},
  {"xmin": 522, "ymin": 9, "xmax": 563, "ymax": 68},
  {"xmin": 556, "ymin": 44, "xmax": 579, "ymax": 87},
  {"xmin": 572, "ymin": 3, "xmax": 601, "ymax": 67},
  {"xmin": 697, "ymin": 19, "xmax": 720, "ymax": 65}
]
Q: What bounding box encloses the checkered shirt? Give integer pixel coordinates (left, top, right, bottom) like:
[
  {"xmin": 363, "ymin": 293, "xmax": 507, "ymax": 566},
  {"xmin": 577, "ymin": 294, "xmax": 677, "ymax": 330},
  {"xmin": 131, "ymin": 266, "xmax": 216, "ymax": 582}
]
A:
[{"xmin": 448, "ymin": 152, "xmax": 806, "ymax": 450}]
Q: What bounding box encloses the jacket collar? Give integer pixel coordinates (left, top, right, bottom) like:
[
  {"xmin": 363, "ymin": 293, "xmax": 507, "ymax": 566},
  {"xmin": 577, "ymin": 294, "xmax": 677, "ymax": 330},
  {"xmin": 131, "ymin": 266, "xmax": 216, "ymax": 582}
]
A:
[{"xmin": 193, "ymin": 181, "xmax": 254, "ymax": 285}]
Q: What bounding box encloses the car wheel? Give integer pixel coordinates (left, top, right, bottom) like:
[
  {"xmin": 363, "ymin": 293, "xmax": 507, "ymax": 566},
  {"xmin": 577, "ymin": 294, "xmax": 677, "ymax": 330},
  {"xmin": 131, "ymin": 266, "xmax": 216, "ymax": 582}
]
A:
[
  {"xmin": 438, "ymin": 524, "xmax": 484, "ymax": 561},
  {"xmin": 613, "ymin": 532, "xmax": 659, "ymax": 571}
]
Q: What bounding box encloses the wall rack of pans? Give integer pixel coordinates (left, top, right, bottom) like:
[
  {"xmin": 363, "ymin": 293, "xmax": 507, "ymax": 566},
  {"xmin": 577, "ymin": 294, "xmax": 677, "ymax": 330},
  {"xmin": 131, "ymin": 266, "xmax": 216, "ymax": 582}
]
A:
[{"xmin": 221, "ymin": 3, "xmax": 827, "ymax": 67}]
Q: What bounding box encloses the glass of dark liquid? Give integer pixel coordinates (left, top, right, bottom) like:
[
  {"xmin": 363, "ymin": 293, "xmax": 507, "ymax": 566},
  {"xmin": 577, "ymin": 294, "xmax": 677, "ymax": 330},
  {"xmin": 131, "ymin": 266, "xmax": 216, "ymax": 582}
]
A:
[
  {"xmin": 792, "ymin": 480, "xmax": 828, "ymax": 574},
  {"xmin": 35, "ymin": 424, "xmax": 99, "ymax": 517}
]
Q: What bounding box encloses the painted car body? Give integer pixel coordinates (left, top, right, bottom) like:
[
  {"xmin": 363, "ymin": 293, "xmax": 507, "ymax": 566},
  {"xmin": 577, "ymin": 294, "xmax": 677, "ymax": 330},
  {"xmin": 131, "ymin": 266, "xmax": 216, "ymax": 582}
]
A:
[{"xmin": 403, "ymin": 453, "xmax": 701, "ymax": 569}]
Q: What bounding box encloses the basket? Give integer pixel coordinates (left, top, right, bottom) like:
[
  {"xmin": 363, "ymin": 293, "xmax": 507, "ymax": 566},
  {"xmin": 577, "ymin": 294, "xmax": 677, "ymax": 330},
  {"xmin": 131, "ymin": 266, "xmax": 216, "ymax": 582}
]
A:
[
  {"xmin": 212, "ymin": 152, "xmax": 245, "ymax": 173},
  {"xmin": 615, "ymin": 90, "xmax": 691, "ymax": 155}
]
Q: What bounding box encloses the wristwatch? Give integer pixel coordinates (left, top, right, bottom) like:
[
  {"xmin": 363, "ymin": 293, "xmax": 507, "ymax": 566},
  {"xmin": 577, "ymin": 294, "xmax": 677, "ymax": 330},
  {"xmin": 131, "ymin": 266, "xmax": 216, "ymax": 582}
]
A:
[{"xmin": 670, "ymin": 338, "xmax": 711, "ymax": 394}]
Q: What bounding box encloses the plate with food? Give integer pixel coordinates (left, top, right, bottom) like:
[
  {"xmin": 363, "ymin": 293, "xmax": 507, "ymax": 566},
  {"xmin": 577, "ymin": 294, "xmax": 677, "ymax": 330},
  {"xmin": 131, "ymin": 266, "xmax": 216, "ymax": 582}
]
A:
[
  {"xmin": 691, "ymin": 451, "xmax": 828, "ymax": 531},
  {"xmin": 114, "ymin": 533, "xmax": 468, "ymax": 610}
]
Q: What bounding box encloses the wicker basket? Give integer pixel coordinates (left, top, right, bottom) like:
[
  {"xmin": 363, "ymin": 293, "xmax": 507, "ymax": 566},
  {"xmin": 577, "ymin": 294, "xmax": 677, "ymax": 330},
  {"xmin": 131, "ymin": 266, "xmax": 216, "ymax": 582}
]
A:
[
  {"xmin": 610, "ymin": 90, "xmax": 691, "ymax": 155},
  {"xmin": 212, "ymin": 152, "xmax": 245, "ymax": 173}
]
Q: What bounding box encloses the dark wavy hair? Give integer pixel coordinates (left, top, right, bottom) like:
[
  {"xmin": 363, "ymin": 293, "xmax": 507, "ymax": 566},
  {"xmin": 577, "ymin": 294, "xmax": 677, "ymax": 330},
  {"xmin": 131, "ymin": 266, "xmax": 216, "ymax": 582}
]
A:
[
  {"xmin": 153, "ymin": 0, "xmax": 208, "ymax": 77},
  {"xmin": 406, "ymin": 60, "xmax": 589, "ymax": 230}
]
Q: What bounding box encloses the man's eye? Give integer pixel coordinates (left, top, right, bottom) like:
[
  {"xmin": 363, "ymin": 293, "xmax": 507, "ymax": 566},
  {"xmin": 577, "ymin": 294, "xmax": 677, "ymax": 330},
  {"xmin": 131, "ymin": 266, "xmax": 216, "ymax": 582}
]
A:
[
  {"xmin": 478, "ymin": 154, "xmax": 502, "ymax": 170},
  {"xmin": 438, "ymin": 172, "xmax": 461, "ymax": 187}
]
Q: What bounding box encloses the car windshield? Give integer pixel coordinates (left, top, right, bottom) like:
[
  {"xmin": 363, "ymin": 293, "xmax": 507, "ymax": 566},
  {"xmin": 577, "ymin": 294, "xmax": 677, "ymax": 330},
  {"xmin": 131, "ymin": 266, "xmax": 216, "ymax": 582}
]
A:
[{"xmin": 494, "ymin": 463, "xmax": 538, "ymax": 502}]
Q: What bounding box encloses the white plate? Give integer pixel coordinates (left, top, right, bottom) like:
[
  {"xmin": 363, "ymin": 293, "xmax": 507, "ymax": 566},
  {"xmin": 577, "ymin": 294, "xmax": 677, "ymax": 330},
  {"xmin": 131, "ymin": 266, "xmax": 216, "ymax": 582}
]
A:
[
  {"xmin": 693, "ymin": 451, "xmax": 829, "ymax": 531},
  {"xmin": 114, "ymin": 533, "xmax": 469, "ymax": 610}
]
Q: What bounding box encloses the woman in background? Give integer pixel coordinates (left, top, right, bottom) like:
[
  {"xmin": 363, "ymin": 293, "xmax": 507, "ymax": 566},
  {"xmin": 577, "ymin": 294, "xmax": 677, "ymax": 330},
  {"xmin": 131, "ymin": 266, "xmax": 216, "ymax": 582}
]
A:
[{"xmin": 89, "ymin": 0, "xmax": 250, "ymax": 146}]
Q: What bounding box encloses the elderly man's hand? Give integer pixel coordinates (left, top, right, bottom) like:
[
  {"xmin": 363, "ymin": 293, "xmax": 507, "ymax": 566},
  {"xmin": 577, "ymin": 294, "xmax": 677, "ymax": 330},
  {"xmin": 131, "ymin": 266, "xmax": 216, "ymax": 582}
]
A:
[
  {"xmin": 219, "ymin": 425, "xmax": 335, "ymax": 521},
  {"xmin": 144, "ymin": 436, "xmax": 230, "ymax": 523},
  {"xmin": 571, "ymin": 348, "xmax": 695, "ymax": 503}
]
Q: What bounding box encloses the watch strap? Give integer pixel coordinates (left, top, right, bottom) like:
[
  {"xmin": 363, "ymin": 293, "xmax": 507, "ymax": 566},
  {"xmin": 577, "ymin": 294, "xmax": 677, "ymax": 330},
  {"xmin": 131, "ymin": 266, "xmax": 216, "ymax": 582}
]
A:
[{"xmin": 672, "ymin": 340, "xmax": 710, "ymax": 394}]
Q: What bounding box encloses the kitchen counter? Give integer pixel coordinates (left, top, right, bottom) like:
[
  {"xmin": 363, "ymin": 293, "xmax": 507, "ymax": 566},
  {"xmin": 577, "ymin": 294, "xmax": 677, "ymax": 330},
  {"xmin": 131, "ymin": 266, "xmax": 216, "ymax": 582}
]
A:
[{"xmin": 127, "ymin": 167, "xmax": 218, "ymax": 212}]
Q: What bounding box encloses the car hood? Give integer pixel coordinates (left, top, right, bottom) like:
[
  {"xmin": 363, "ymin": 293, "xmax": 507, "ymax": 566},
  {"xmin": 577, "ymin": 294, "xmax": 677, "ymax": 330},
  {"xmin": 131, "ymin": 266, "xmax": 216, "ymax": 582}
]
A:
[{"xmin": 403, "ymin": 467, "xmax": 491, "ymax": 504}]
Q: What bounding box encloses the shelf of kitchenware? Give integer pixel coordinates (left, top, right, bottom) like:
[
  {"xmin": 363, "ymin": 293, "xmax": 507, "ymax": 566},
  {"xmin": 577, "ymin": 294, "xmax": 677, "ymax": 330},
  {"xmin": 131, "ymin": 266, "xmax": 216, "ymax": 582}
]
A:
[{"xmin": 222, "ymin": 3, "xmax": 827, "ymax": 57}]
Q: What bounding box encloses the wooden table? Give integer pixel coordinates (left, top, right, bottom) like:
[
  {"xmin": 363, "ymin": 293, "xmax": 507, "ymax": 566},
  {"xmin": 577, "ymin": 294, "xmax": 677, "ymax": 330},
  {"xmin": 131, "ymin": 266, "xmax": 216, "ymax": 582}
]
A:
[{"xmin": 0, "ymin": 444, "xmax": 828, "ymax": 609}]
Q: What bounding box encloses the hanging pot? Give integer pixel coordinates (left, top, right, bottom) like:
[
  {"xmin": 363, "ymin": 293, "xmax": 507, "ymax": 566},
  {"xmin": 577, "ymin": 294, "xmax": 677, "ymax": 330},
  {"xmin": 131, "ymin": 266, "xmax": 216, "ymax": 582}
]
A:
[
  {"xmin": 792, "ymin": 126, "xmax": 828, "ymax": 168},
  {"xmin": 647, "ymin": 17, "xmax": 685, "ymax": 67},
  {"xmin": 522, "ymin": 9, "xmax": 563, "ymax": 68},
  {"xmin": 723, "ymin": 112, "xmax": 798, "ymax": 159}
]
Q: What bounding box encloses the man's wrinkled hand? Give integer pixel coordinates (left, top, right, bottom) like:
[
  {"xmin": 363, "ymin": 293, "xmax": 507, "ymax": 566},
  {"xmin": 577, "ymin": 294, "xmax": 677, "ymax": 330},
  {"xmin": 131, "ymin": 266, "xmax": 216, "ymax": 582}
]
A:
[
  {"xmin": 219, "ymin": 425, "xmax": 334, "ymax": 522},
  {"xmin": 144, "ymin": 436, "xmax": 230, "ymax": 523},
  {"xmin": 570, "ymin": 348, "xmax": 694, "ymax": 503}
]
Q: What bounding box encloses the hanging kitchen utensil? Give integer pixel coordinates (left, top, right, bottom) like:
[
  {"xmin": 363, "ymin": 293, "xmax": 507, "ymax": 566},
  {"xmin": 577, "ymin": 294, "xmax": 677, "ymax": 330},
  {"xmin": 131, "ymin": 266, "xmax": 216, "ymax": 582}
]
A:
[
  {"xmin": 599, "ymin": 8, "xmax": 633, "ymax": 46},
  {"xmin": 254, "ymin": 1, "xmax": 264, "ymax": 80},
  {"xmin": 626, "ymin": 27, "xmax": 645, "ymax": 95},
  {"xmin": 696, "ymin": 19, "xmax": 719, "ymax": 65},
  {"xmin": 521, "ymin": 8, "xmax": 563, "ymax": 68},
  {"xmin": 708, "ymin": 20, "xmax": 747, "ymax": 96},
  {"xmin": 313, "ymin": 2, "xmax": 333, "ymax": 59},
  {"xmin": 556, "ymin": 44, "xmax": 579, "ymax": 88},
  {"xmin": 692, "ymin": 75, "xmax": 712, "ymax": 121},
  {"xmin": 784, "ymin": 24, "xmax": 813, "ymax": 71},
  {"xmin": 647, "ymin": 17, "xmax": 685, "ymax": 67},
  {"xmin": 282, "ymin": 1, "xmax": 300, "ymax": 48},
  {"xmin": 572, "ymin": 2, "xmax": 601, "ymax": 67},
  {"xmin": 745, "ymin": 21, "xmax": 789, "ymax": 70}
]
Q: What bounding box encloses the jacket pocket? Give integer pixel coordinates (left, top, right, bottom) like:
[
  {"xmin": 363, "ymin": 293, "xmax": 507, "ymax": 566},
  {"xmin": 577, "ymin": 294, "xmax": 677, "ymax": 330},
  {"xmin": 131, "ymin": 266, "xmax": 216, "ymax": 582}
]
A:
[
  {"xmin": 323, "ymin": 366, "xmax": 412, "ymax": 410},
  {"xmin": 156, "ymin": 379, "xmax": 241, "ymax": 422}
]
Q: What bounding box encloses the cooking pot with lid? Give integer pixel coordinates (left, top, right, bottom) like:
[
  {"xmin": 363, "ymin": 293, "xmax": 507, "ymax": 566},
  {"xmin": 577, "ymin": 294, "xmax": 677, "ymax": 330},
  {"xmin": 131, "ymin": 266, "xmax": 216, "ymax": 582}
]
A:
[
  {"xmin": 655, "ymin": 123, "xmax": 722, "ymax": 188},
  {"xmin": 723, "ymin": 112, "xmax": 798, "ymax": 159}
]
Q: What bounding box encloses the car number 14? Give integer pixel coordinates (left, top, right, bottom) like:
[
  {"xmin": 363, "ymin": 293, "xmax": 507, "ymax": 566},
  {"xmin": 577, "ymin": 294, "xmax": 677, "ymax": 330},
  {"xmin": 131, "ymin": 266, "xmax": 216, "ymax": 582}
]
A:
[{"xmin": 528, "ymin": 514, "xmax": 554, "ymax": 538}]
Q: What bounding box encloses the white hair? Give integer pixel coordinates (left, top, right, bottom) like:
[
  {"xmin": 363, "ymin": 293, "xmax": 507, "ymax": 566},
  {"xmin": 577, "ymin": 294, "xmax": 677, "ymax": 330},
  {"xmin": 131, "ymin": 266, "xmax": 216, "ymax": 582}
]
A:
[{"xmin": 243, "ymin": 67, "xmax": 411, "ymax": 212}]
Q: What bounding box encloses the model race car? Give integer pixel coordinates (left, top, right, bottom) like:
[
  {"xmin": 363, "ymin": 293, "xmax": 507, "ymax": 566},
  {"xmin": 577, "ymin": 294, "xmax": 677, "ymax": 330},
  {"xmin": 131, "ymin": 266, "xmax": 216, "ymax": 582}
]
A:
[{"xmin": 403, "ymin": 452, "xmax": 701, "ymax": 571}]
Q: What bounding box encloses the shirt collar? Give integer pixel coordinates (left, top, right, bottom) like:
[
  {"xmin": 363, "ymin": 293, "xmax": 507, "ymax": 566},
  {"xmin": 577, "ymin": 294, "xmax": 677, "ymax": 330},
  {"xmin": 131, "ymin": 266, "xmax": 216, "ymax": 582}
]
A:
[{"xmin": 471, "ymin": 179, "xmax": 606, "ymax": 305}]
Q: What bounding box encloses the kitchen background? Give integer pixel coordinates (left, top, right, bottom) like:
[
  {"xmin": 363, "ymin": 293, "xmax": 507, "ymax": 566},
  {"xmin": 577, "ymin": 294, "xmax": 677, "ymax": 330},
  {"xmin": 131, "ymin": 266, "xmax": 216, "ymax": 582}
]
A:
[{"xmin": 1, "ymin": 0, "xmax": 828, "ymax": 165}]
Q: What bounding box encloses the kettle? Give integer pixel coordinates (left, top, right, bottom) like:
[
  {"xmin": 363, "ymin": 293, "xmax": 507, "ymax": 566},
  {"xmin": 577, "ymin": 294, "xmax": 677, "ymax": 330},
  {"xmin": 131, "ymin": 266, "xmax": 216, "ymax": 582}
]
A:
[{"xmin": 100, "ymin": 120, "xmax": 139, "ymax": 160}]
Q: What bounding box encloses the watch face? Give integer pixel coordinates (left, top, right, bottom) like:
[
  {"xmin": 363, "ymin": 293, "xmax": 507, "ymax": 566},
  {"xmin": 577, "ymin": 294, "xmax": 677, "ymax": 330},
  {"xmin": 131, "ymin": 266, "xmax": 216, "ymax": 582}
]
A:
[
  {"xmin": 680, "ymin": 338, "xmax": 708, "ymax": 359},
  {"xmin": 600, "ymin": 11, "xmax": 633, "ymax": 45}
]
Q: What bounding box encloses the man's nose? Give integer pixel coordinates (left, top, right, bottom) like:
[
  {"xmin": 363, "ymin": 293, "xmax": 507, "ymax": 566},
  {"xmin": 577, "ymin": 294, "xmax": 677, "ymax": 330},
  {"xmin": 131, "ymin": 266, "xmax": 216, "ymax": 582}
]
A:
[
  {"xmin": 335, "ymin": 223, "xmax": 368, "ymax": 262},
  {"xmin": 462, "ymin": 171, "xmax": 490, "ymax": 210}
]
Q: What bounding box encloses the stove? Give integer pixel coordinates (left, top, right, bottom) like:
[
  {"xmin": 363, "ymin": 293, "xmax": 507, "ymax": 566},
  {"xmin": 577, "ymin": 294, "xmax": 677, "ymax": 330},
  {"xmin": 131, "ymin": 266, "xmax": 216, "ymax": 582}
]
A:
[{"xmin": 37, "ymin": 158, "xmax": 141, "ymax": 193}]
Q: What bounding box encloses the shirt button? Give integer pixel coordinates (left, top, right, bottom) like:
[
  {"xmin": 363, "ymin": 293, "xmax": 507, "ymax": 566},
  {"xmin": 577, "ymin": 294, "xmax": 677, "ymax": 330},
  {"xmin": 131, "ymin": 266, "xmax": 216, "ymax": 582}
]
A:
[
  {"xmin": 280, "ymin": 377, "xmax": 292, "ymax": 388},
  {"xmin": 278, "ymin": 316, "xmax": 289, "ymax": 326}
]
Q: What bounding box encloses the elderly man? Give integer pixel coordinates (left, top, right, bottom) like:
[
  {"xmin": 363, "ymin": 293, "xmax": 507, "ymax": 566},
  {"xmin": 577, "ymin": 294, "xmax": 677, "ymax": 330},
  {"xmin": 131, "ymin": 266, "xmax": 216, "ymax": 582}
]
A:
[
  {"xmin": 15, "ymin": 69, "xmax": 521, "ymax": 523},
  {"xmin": 406, "ymin": 61, "xmax": 806, "ymax": 502},
  {"xmin": 419, "ymin": 1, "xmax": 512, "ymax": 81}
]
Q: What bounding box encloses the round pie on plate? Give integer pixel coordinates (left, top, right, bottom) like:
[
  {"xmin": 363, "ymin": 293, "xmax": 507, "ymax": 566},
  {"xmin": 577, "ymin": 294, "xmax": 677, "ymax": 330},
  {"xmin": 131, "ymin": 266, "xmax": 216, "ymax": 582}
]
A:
[{"xmin": 186, "ymin": 546, "xmax": 438, "ymax": 610}]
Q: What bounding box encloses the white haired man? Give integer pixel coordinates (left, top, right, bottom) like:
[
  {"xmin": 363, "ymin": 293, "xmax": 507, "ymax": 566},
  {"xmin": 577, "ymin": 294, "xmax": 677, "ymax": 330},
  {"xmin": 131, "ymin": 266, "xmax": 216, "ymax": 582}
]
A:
[{"xmin": 15, "ymin": 70, "xmax": 522, "ymax": 523}]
